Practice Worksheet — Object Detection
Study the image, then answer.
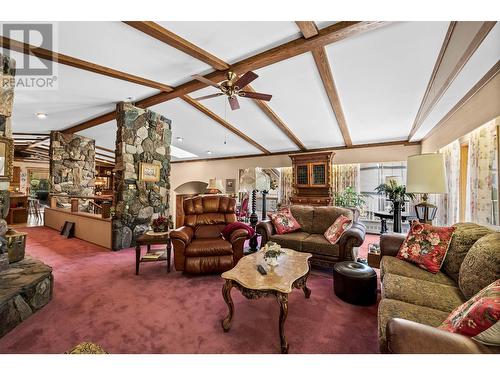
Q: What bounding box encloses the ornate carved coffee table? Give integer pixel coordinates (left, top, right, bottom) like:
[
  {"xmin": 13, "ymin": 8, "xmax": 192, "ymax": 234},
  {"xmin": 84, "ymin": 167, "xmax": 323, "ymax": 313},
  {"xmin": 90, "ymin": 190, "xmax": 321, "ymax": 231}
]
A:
[{"xmin": 221, "ymin": 248, "xmax": 312, "ymax": 354}]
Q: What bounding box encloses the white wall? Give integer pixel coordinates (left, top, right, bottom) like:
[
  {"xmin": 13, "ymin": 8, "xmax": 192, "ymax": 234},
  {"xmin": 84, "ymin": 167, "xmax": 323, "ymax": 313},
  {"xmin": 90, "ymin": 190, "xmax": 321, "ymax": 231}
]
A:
[{"xmin": 169, "ymin": 142, "xmax": 421, "ymax": 218}]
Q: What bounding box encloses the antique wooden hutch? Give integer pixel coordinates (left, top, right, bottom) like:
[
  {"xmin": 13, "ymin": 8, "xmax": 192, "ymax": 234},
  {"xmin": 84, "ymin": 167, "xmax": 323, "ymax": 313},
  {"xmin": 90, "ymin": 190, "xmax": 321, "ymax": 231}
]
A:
[{"xmin": 289, "ymin": 151, "xmax": 334, "ymax": 206}]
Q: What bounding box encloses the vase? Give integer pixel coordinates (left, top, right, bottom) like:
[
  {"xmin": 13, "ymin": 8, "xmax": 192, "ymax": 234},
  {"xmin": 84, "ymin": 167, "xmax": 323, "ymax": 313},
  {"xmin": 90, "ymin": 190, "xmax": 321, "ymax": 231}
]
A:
[{"xmin": 264, "ymin": 256, "xmax": 279, "ymax": 267}]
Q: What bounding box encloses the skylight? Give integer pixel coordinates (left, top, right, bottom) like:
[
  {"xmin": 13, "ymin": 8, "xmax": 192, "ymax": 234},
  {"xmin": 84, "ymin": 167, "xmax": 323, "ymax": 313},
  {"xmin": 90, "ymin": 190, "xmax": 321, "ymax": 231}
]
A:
[{"xmin": 170, "ymin": 145, "xmax": 198, "ymax": 159}]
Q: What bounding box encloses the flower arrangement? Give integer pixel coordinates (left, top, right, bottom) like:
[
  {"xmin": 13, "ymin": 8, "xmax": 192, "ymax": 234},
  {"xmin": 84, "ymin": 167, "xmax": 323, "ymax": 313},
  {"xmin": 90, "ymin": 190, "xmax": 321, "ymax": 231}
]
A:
[
  {"xmin": 262, "ymin": 241, "xmax": 284, "ymax": 267},
  {"xmin": 151, "ymin": 215, "xmax": 169, "ymax": 233}
]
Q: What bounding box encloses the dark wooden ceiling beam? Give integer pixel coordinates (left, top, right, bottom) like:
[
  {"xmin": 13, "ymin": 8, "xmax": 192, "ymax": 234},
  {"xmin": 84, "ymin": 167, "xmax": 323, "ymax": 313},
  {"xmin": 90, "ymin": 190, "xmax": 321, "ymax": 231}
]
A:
[
  {"xmin": 295, "ymin": 22, "xmax": 319, "ymax": 39},
  {"xmin": 123, "ymin": 21, "xmax": 229, "ymax": 71},
  {"xmin": 61, "ymin": 21, "xmax": 387, "ymax": 134},
  {"xmin": 0, "ymin": 36, "xmax": 173, "ymax": 92},
  {"xmin": 409, "ymin": 21, "xmax": 496, "ymax": 139},
  {"xmin": 171, "ymin": 140, "xmax": 421, "ymax": 164},
  {"xmin": 181, "ymin": 95, "xmax": 270, "ymax": 154},
  {"xmin": 311, "ymin": 47, "xmax": 353, "ymax": 147}
]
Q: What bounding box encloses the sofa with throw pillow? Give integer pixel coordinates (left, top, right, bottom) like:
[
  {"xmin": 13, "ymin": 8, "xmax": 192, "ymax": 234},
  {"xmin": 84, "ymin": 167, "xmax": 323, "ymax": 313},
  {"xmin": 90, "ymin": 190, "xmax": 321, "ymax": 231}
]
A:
[
  {"xmin": 256, "ymin": 205, "xmax": 366, "ymax": 267},
  {"xmin": 378, "ymin": 222, "xmax": 500, "ymax": 353}
]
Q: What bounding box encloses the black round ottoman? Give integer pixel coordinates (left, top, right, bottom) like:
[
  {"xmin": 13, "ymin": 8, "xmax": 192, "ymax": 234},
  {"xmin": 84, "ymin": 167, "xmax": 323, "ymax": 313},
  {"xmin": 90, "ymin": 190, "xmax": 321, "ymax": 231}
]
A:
[{"xmin": 333, "ymin": 261, "xmax": 377, "ymax": 306}]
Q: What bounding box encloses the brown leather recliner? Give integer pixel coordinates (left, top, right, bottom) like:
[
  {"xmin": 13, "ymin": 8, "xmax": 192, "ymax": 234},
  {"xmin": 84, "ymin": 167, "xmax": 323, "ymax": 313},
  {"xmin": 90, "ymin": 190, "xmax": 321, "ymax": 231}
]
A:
[{"xmin": 170, "ymin": 195, "xmax": 247, "ymax": 274}]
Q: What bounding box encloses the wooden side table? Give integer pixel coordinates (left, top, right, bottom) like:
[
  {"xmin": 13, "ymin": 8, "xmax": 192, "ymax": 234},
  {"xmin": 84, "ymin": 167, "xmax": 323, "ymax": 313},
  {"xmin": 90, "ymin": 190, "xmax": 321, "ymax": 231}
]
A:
[{"xmin": 135, "ymin": 231, "xmax": 171, "ymax": 275}]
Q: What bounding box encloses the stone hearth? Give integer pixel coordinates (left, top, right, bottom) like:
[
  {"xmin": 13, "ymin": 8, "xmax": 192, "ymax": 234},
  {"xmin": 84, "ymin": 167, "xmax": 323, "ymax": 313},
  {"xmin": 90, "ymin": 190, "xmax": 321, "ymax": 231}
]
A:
[{"xmin": 0, "ymin": 257, "xmax": 53, "ymax": 338}]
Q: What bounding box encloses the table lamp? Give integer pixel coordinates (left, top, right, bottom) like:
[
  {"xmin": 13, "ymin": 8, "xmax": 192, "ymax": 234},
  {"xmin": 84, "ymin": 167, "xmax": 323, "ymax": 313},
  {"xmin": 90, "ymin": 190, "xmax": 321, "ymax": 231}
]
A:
[
  {"xmin": 406, "ymin": 153, "xmax": 447, "ymax": 224},
  {"xmin": 205, "ymin": 178, "xmax": 224, "ymax": 194}
]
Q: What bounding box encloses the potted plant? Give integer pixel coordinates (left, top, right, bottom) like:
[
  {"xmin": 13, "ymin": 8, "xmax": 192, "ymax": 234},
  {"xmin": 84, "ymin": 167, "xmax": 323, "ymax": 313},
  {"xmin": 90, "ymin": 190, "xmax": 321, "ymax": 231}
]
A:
[
  {"xmin": 151, "ymin": 215, "xmax": 169, "ymax": 233},
  {"xmin": 333, "ymin": 186, "xmax": 367, "ymax": 217},
  {"xmin": 262, "ymin": 241, "xmax": 284, "ymax": 267},
  {"xmin": 375, "ymin": 180, "xmax": 415, "ymax": 232}
]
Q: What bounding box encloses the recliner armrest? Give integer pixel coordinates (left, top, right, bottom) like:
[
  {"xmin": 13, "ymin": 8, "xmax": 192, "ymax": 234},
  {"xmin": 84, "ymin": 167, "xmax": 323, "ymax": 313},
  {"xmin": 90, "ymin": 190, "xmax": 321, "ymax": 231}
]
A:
[
  {"xmin": 380, "ymin": 233, "xmax": 406, "ymax": 257},
  {"xmin": 229, "ymin": 228, "xmax": 248, "ymax": 243},
  {"xmin": 386, "ymin": 318, "xmax": 493, "ymax": 354},
  {"xmin": 256, "ymin": 220, "xmax": 275, "ymax": 246},
  {"xmin": 170, "ymin": 226, "xmax": 194, "ymax": 245}
]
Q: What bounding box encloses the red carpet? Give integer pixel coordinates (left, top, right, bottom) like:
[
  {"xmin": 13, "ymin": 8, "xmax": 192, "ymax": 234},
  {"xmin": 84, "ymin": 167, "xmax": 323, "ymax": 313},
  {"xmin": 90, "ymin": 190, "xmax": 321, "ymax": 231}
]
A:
[{"xmin": 0, "ymin": 227, "xmax": 380, "ymax": 354}]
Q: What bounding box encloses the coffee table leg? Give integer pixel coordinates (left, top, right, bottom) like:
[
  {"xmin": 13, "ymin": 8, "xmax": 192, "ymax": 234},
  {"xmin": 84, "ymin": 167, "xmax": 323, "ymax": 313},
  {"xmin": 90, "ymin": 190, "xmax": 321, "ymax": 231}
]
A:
[
  {"xmin": 221, "ymin": 280, "xmax": 234, "ymax": 332},
  {"xmin": 276, "ymin": 293, "xmax": 289, "ymax": 354},
  {"xmin": 302, "ymin": 284, "xmax": 311, "ymax": 299},
  {"xmin": 135, "ymin": 245, "xmax": 141, "ymax": 275}
]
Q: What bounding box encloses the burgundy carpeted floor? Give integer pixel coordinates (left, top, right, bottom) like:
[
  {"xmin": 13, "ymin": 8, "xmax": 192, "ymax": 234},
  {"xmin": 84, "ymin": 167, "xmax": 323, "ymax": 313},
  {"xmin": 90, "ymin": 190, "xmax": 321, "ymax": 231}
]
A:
[{"xmin": 0, "ymin": 227, "xmax": 381, "ymax": 354}]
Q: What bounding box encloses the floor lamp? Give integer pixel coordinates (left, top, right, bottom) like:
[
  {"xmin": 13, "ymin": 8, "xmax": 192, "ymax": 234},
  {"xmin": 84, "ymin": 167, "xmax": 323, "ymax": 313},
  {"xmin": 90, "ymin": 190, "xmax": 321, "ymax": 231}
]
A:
[{"xmin": 406, "ymin": 153, "xmax": 447, "ymax": 224}]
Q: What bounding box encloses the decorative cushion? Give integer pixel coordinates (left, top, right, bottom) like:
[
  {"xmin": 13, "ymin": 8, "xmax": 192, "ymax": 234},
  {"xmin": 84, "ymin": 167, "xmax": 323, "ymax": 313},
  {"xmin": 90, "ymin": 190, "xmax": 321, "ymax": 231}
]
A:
[
  {"xmin": 324, "ymin": 215, "xmax": 352, "ymax": 244},
  {"xmin": 439, "ymin": 280, "xmax": 500, "ymax": 346},
  {"xmin": 221, "ymin": 222, "xmax": 255, "ymax": 240},
  {"xmin": 397, "ymin": 222, "xmax": 456, "ymax": 274},
  {"xmin": 268, "ymin": 207, "xmax": 301, "ymax": 235},
  {"xmin": 443, "ymin": 223, "xmax": 493, "ymax": 283},
  {"xmin": 459, "ymin": 233, "xmax": 500, "ymax": 299}
]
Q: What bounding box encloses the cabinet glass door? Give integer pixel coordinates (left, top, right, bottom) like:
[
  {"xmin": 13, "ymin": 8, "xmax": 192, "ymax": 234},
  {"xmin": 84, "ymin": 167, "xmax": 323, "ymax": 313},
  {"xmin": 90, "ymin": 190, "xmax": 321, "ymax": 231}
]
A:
[
  {"xmin": 311, "ymin": 163, "xmax": 327, "ymax": 186},
  {"xmin": 296, "ymin": 165, "xmax": 309, "ymax": 186}
]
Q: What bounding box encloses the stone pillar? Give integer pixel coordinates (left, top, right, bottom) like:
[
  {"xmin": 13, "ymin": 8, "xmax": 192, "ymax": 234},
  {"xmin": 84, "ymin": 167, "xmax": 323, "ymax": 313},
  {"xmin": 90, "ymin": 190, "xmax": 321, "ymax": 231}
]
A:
[
  {"xmin": 49, "ymin": 132, "xmax": 96, "ymax": 209},
  {"xmin": 113, "ymin": 102, "xmax": 172, "ymax": 250},
  {"xmin": 0, "ymin": 53, "xmax": 15, "ymax": 210}
]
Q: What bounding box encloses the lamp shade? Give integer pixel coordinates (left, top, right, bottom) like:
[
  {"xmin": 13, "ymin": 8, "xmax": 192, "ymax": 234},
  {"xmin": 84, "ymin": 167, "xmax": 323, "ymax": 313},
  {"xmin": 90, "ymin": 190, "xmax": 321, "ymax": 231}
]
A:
[
  {"xmin": 206, "ymin": 178, "xmax": 223, "ymax": 194},
  {"xmin": 406, "ymin": 153, "xmax": 447, "ymax": 194},
  {"xmin": 239, "ymin": 168, "xmax": 256, "ymax": 192},
  {"xmin": 255, "ymin": 168, "xmax": 271, "ymax": 191}
]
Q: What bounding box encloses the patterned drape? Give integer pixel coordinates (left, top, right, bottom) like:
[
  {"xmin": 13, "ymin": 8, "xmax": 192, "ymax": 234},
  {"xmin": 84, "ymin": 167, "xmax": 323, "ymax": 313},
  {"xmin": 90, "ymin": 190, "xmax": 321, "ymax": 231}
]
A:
[
  {"xmin": 333, "ymin": 164, "xmax": 360, "ymax": 193},
  {"xmin": 431, "ymin": 141, "xmax": 460, "ymax": 226},
  {"xmin": 279, "ymin": 167, "xmax": 293, "ymax": 207},
  {"xmin": 466, "ymin": 120, "xmax": 498, "ymax": 225}
]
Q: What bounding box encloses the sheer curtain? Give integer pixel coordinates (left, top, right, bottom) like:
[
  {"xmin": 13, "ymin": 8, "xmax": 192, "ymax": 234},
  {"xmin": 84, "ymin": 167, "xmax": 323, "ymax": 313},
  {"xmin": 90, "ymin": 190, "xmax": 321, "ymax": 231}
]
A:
[
  {"xmin": 466, "ymin": 120, "xmax": 498, "ymax": 225},
  {"xmin": 333, "ymin": 164, "xmax": 360, "ymax": 192},
  {"xmin": 432, "ymin": 141, "xmax": 460, "ymax": 226},
  {"xmin": 279, "ymin": 167, "xmax": 293, "ymax": 207}
]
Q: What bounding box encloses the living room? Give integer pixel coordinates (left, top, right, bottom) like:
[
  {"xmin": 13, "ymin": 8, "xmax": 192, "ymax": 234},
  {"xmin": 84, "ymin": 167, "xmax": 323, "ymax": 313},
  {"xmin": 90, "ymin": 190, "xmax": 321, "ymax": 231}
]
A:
[{"xmin": 1, "ymin": 1, "xmax": 499, "ymax": 373}]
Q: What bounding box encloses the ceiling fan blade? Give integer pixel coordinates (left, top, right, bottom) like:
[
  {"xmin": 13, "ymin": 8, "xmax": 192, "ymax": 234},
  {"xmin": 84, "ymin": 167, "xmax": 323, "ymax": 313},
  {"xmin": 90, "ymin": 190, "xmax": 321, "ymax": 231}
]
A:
[
  {"xmin": 192, "ymin": 74, "xmax": 221, "ymax": 89},
  {"xmin": 228, "ymin": 96, "xmax": 240, "ymax": 110},
  {"xmin": 234, "ymin": 71, "xmax": 258, "ymax": 89},
  {"xmin": 240, "ymin": 91, "xmax": 272, "ymax": 101},
  {"xmin": 193, "ymin": 93, "xmax": 223, "ymax": 101}
]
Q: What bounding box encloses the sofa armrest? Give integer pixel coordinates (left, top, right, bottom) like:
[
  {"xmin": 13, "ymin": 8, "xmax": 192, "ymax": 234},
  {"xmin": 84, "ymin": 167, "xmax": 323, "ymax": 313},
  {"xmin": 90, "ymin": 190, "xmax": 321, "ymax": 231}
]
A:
[
  {"xmin": 229, "ymin": 228, "xmax": 248, "ymax": 243},
  {"xmin": 380, "ymin": 233, "xmax": 406, "ymax": 257},
  {"xmin": 386, "ymin": 318, "xmax": 492, "ymax": 354},
  {"xmin": 170, "ymin": 226, "xmax": 194, "ymax": 245},
  {"xmin": 338, "ymin": 221, "xmax": 366, "ymax": 261},
  {"xmin": 256, "ymin": 220, "xmax": 275, "ymax": 246}
]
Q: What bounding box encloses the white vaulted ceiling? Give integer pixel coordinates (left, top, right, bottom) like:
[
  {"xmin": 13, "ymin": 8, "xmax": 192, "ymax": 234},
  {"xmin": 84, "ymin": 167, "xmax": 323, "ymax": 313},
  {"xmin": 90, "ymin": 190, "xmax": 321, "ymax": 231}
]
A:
[{"xmin": 1, "ymin": 21, "xmax": 499, "ymax": 161}]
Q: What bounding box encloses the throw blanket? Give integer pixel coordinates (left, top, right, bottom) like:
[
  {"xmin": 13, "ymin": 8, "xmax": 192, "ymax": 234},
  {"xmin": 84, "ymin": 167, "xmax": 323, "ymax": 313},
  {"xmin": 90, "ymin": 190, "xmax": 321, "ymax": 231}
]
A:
[{"xmin": 222, "ymin": 222, "xmax": 255, "ymax": 240}]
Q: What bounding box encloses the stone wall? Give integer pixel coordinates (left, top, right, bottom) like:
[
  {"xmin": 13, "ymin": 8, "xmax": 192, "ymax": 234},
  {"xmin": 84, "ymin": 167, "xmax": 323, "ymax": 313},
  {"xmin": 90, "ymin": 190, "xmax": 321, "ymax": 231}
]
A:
[
  {"xmin": 0, "ymin": 53, "xmax": 15, "ymax": 194},
  {"xmin": 113, "ymin": 102, "xmax": 172, "ymax": 250},
  {"xmin": 49, "ymin": 132, "xmax": 95, "ymax": 206}
]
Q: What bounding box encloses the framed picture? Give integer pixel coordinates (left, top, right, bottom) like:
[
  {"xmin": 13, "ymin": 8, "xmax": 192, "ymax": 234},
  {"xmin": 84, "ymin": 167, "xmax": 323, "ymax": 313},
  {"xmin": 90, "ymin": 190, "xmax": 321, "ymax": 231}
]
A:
[
  {"xmin": 225, "ymin": 178, "xmax": 236, "ymax": 194},
  {"xmin": 139, "ymin": 162, "xmax": 161, "ymax": 182}
]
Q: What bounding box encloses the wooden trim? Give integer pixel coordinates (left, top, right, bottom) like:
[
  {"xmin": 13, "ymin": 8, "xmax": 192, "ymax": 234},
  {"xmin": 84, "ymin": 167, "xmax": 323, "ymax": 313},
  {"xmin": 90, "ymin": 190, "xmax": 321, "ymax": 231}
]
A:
[
  {"xmin": 95, "ymin": 145, "xmax": 115, "ymax": 154},
  {"xmin": 459, "ymin": 143, "xmax": 469, "ymax": 222},
  {"xmin": 22, "ymin": 136, "xmax": 50, "ymax": 150},
  {"xmin": 13, "ymin": 132, "xmax": 50, "ymax": 136},
  {"xmin": 60, "ymin": 21, "xmax": 387, "ymax": 134},
  {"xmin": 409, "ymin": 21, "xmax": 496, "ymax": 139},
  {"xmin": 171, "ymin": 140, "xmax": 420, "ymax": 164},
  {"xmin": 312, "ymin": 47, "xmax": 352, "ymax": 146},
  {"xmin": 423, "ymin": 60, "xmax": 500, "ymax": 141},
  {"xmin": 0, "ymin": 36, "xmax": 173, "ymax": 92},
  {"xmin": 181, "ymin": 95, "xmax": 270, "ymax": 154},
  {"xmin": 124, "ymin": 21, "xmax": 229, "ymax": 71},
  {"xmin": 295, "ymin": 22, "xmax": 319, "ymax": 39},
  {"xmin": 245, "ymin": 85, "xmax": 306, "ymax": 151}
]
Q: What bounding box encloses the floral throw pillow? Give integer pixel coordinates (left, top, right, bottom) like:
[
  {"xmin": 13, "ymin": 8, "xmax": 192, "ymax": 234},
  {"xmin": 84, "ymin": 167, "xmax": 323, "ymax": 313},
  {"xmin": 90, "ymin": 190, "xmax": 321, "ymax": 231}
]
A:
[
  {"xmin": 268, "ymin": 208, "xmax": 301, "ymax": 235},
  {"xmin": 439, "ymin": 280, "xmax": 500, "ymax": 346},
  {"xmin": 396, "ymin": 222, "xmax": 456, "ymax": 273},
  {"xmin": 324, "ymin": 215, "xmax": 352, "ymax": 244}
]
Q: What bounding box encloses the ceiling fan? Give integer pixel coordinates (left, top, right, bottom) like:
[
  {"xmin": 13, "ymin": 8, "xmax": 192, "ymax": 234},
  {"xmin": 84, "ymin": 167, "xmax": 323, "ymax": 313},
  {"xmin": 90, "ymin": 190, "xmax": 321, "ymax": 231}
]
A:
[{"xmin": 191, "ymin": 71, "xmax": 272, "ymax": 110}]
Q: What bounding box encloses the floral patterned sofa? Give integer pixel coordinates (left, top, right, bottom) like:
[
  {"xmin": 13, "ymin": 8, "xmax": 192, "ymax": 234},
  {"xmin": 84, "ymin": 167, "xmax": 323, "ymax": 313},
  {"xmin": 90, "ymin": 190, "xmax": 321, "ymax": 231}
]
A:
[{"xmin": 378, "ymin": 222, "xmax": 500, "ymax": 353}]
